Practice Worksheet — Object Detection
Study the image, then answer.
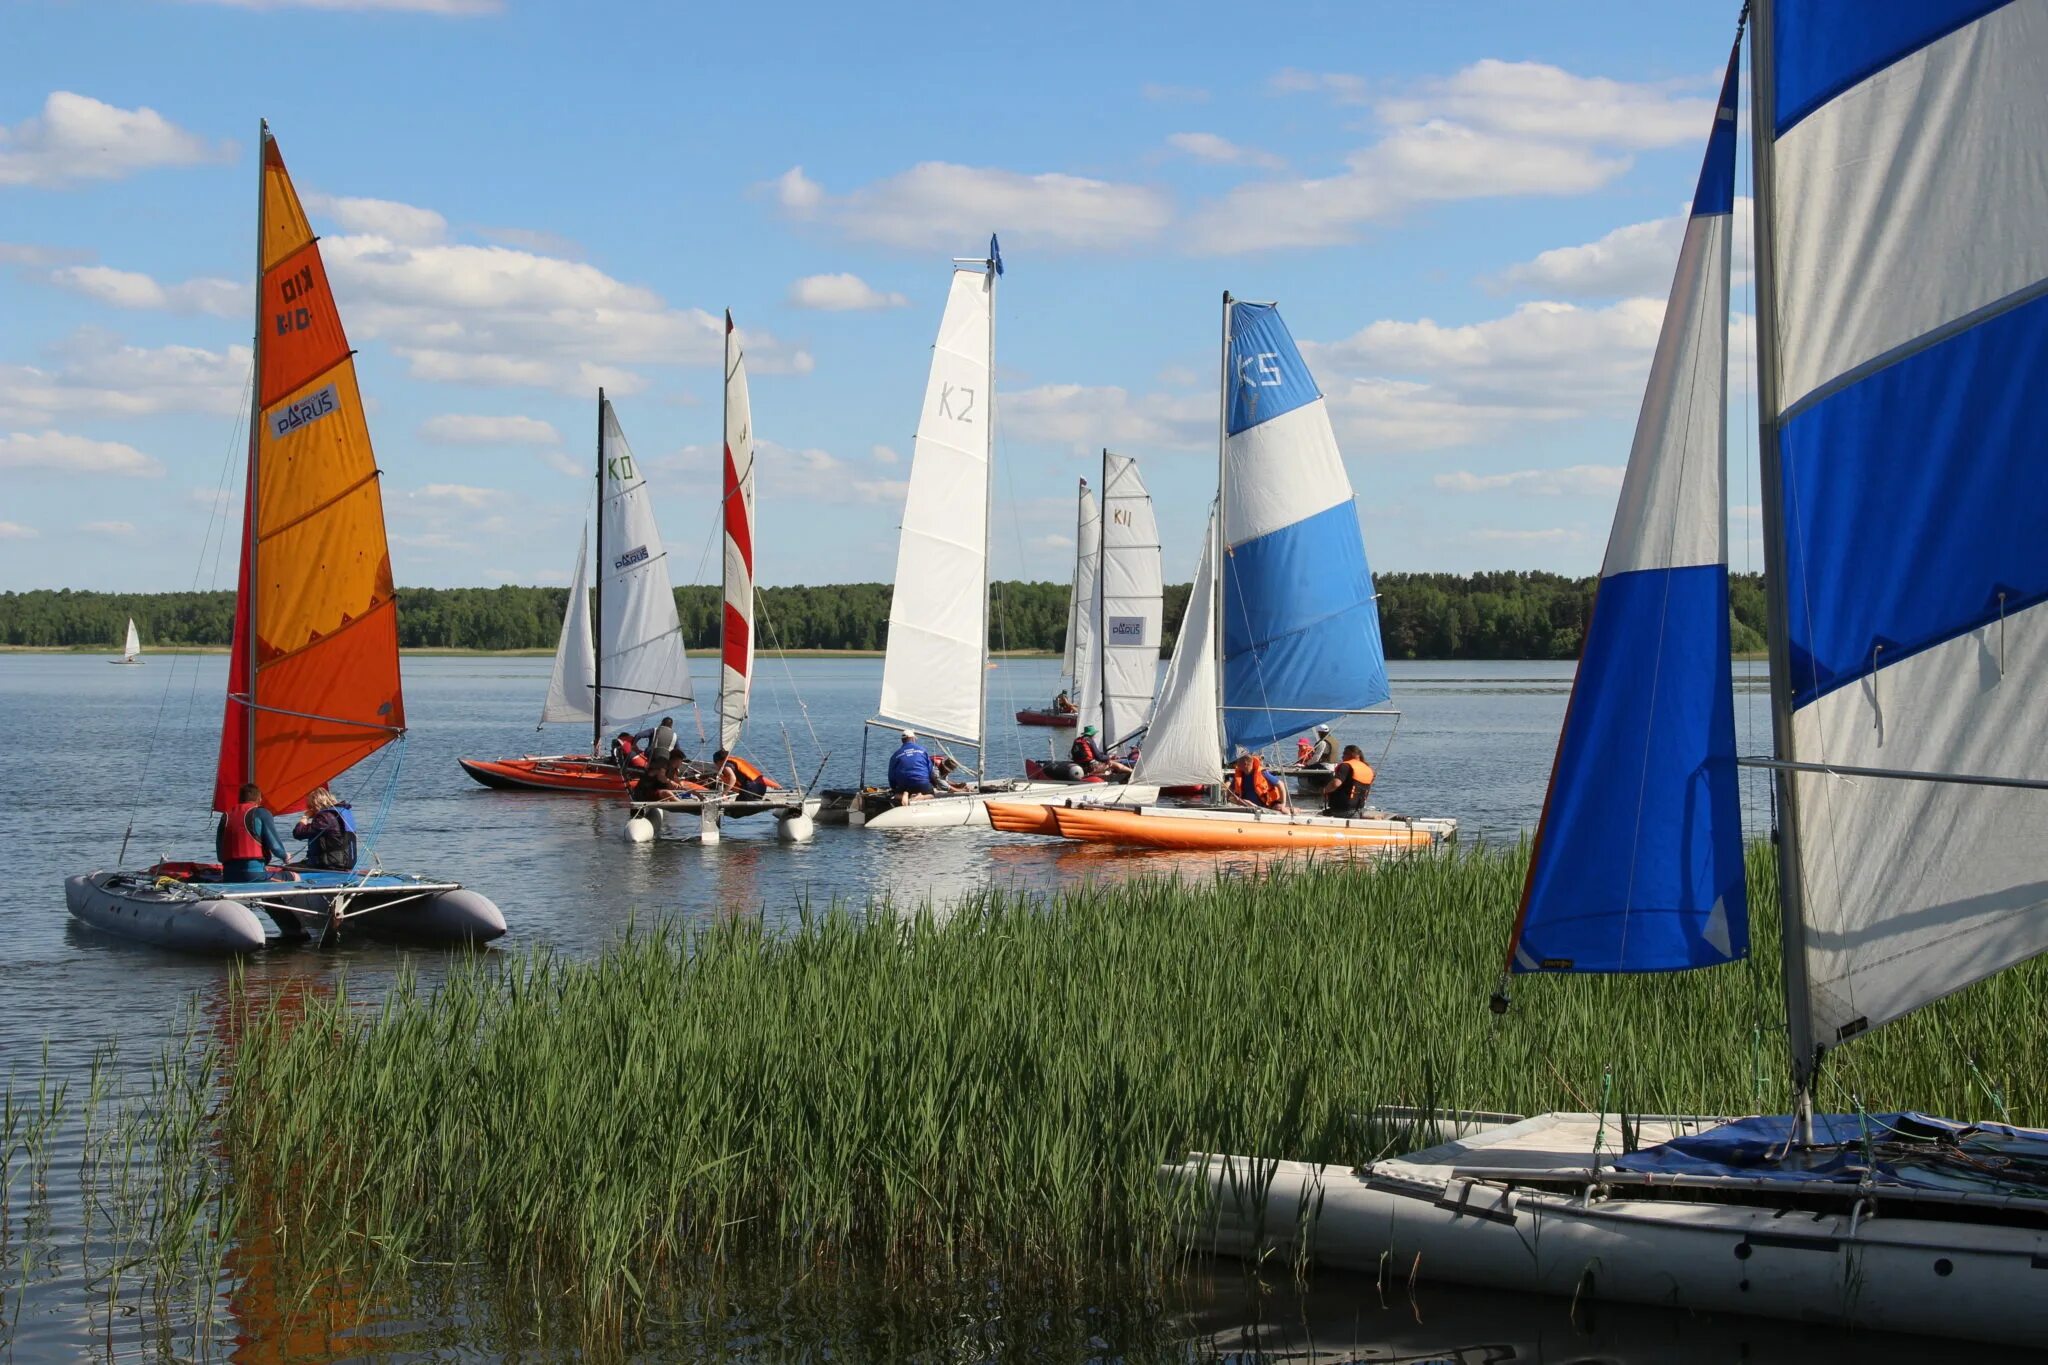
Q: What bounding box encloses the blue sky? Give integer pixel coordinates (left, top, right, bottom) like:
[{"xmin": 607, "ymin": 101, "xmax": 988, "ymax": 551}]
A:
[{"xmin": 0, "ymin": 0, "xmax": 1754, "ymax": 592}]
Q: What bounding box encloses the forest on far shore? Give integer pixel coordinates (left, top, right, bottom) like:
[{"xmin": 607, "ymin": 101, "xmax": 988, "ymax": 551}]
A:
[{"xmin": 0, "ymin": 572, "xmax": 1771, "ymax": 659}]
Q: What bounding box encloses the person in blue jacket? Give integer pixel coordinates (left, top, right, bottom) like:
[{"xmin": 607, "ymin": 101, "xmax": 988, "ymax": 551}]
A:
[
  {"xmin": 887, "ymin": 729, "xmax": 935, "ymax": 804},
  {"xmin": 292, "ymin": 786, "xmax": 359, "ymax": 871}
]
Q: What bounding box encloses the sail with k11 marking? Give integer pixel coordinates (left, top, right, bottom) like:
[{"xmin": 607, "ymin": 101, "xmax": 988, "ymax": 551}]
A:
[
  {"xmin": 1508, "ymin": 41, "xmax": 1746, "ymax": 976},
  {"xmin": 598, "ymin": 398, "xmax": 691, "ymax": 731},
  {"xmin": 720, "ymin": 311, "xmax": 756, "ymax": 754},
  {"xmin": 1219, "ymin": 300, "xmax": 1387, "ymax": 753},
  {"xmin": 1095, "ymin": 452, "xmax": 1163, "ymax": 749}
]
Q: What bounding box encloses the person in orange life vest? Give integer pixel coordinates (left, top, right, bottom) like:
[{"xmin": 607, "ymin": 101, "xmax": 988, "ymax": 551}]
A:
[
  {"xmin": 1052, "ymin": 689, "xmax": 1076, "ymax": 715},
  {"xmin": 610, "ymin": 730, "xmax": 648, "ymax": 771},
  {"xmin": 1070, "ymin": 725, "xmax": 1132, "ymax": 779},
  {"xmin": 712, "ymin": 749, "xmax": 770, "ymax": 797},
  {"xmin": 216, "ymin": 782, "xmax": 289, "ymax": 882},
  {"xmin": 1323, "ymin": 745, "xmax": 1376, "ymax": 817},
  {"xmin": 1225, "ymin": 752, "xmax": 1289, "ymax": 811}
]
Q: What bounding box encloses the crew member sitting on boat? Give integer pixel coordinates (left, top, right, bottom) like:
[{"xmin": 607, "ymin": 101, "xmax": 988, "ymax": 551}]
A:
[
  {"xmin": 1052, "ymin": 690, "xmax": 1076, "ymax": 715},
  {"xmin": 1321, "ymin": 746, "xmax": 1375, "ymax": 817},
  {"xmin": 888, "ymin": 730, "xmax": 935, "ymax": 803},
  {"xmin": 1071, "ymin": 725, "xmax": 1132, "ymax": 780},
  {"xmin": 630, "ymin": 753, "xmax": 702, "ymax": 804},
  {"xmin": 932, "ymin": 753, "xmax": 970, "ymax": 793},
  {"xmin": 217, "ymin": 783, "xmax": 290, "ymax": 882},
  {"xmin": 291, "ymin": 786, "xmax": 358, "ymax": 871},
  {"xmin": 712, "ymin": 750, "xmax": 770, "ymax": 797},
  {"xmin": 1226, "ymin": 753, "xmax": 1289, "ymax": 812},
  {"xmin": 1303, "ymin": 723, "xmax": 1337, "ymax": 767},
  {"xmin": 610, "ymin": 730, "xmax": 648, "ymax": 771},
  {"xmin": 646, "ymin": 716, "xmax": 679, "ymax": 766}
]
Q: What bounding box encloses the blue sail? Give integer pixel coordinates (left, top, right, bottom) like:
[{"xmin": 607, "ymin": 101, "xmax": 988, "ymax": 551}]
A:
[
  {"xmin": 1218, "ymin": 301, "xmax": 1388, "ymax": 753},
  {"xmin": 1509, "ymin": 42, "xmax": 1747, "ymax": 975}
]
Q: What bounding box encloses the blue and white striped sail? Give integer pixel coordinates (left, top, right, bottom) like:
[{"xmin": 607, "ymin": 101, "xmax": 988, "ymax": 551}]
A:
[
  {"xmin": 1764, "ymin": 1, "xmax": 2048, "ymax": 1045},
  {"xmin": 1509, "ymin": 43, "xmax": 1746, "ymax": 975},
  {"xmin": 1219, "ymin": 301, "xmax": 1388, "ymax": 753}
]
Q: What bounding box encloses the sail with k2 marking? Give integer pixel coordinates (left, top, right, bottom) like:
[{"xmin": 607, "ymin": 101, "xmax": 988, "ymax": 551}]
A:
[
  {"xmin": 1506, "ymin": 40, "xmax": 1747, "ymax": 977},
  {"xmin": 719, "ymin": 311, "xmax": 756, "ymax": 753},
  {"xmin": 213, "ymin": 123, "xmax": 403, "ymax": 816},
  {"xmin": 597, "ymin": 395, "xmax": 691, "ymax": 731},
  {"xmin": 1219, "ymin": 300, "xmax": 1388, "ymax": 753}
]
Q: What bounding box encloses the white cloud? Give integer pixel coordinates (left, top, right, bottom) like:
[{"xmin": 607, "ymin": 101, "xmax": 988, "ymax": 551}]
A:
[
  {"xmin": 0, "ymin": 242, "xmax": 84, "ymax": 267},
  {"xmin": 773, "ymin": 163, "xmax": 1172, "ymax": 253},
  {"xmin": 478, "ymin": 225, "xmax": 583, "ymax": 258},
  {"xmin": 787, "ymin": 272, "xmax": 908, "ymax": 312},
  {"xmin": 0, "ymin": 331, "xmax": 249, "ymax": 424},
  {"xmin": 80, "ymin": 519, "xmax": 136, "ymax": 534},
  {"xmin": 0, "ymin": 93, "xmax": 231, "ymax": 187},
  {"xmin": 0, "ymin": 430, "xmax": 162, "ymax": 477},
  {"xmin": 0, "ymin": 521, "xmax": 37, "ymax": 539},
  {"xmin": 1494, "ymin": 198, "xmax": 1754, "ymax": 298},
  {"xmin": 1269, "ymin": 69, "xmax": 1371, "ymax": 104},
  {"xmin": 1142, "ymin": 82, "xmax": 1209, "ymax": 104},
  {"xmin": 652, "ymin": 438, "xmax": 906, "ymax": 506},
  {"xmin": 406, "ymin": 483, "xmax": 506, "ymax": 508},
  {"xmin": 1164, "ymin": 132, "xmax": 1284, "ymax": 171},
  {"xmin": 184, "ymin": 0, "xmax": 501, "ymax": 12},
  {"xmin": 1434, "ymin": 465, "xmax": 1624, "ymax": 496},
  {"xmin": 869, "ymin": 443, "xmax": 900, "ymax": 465},
  {"xmin": 46, "ymin": 264, "xmax": 246, "ymax": 318},
  {"xmin": 418, "ymin": 413, "xmax": 561, "ymax": 446},
  {"xmin": 303, "ymin": 192, "xmax": 448, "ymax": 244},
  {"xmin": 1379, "ymin": 60, "xmax": 1713, "ymax": 151},
  {"xmin": 1002, "ymin": 384, "xmax": 1210, "ymax": 452}
]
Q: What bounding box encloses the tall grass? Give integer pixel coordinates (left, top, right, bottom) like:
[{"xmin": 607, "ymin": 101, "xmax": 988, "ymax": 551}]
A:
[{"xmin": 206, "ymin": 841, "xmax": 2048, "ymax": 1339}]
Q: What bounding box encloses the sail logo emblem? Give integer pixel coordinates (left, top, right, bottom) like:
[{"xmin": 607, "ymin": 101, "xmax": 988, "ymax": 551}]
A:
[
  {"xmin": 1238, "ymin": 352, "xmax": 1283, "ymax": 388},
  {"xmin": 614, "ymin": 545, "xmax": 649, "ymax": 571},
  {"xmin": 939, "ymin": 382, "xmax": 977, "ymax": 422},
  {"xmin": 269, "ymin": 384, "xmax": 339, "ymax": 440},
  {"xmin": 1108, "ymin": 615, "xmax": 1147, "ymax": 643}
]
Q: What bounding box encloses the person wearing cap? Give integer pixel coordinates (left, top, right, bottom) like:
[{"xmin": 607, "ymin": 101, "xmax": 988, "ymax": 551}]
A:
[
  {"xmin": 1069, "ymin": 725, "xmax": 1132, "ymax": 780},
  {"xmin": 887, "ymin": 729, "xmax": 936, "ymax": 803},
  {"xmin": 1304, "ymin": 724, "xmax": 1338, "ymax": 768}
]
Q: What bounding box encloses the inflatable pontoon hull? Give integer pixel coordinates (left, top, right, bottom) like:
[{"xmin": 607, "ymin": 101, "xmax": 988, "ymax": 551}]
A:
[{"xmin": 65, "ymin": 869, "xmax": 507, "ymax": 953}]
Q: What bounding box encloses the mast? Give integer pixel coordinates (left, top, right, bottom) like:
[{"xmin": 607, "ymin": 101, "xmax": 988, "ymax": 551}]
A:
[
  {"xmin": 1213, "ymin": 292, "xmax": 1233, "ymax": 767},
  {"xmin": 721, "ymin": 312, "xmax": 731, "ymax": 745},
  {"xmin": 1746, "ymin": 0, "xmax": 1819, "ymax": 1138},
  {"xmin": 242, "ymin": 119, "xmax": 270, "ymax": 789},
  {"xmin": 592, "ymin": 386, "xmax": 605, "ymax": 756},
  {"xmin": 978, "ymin": 246, "xmax": 996, "ymax": 782}
]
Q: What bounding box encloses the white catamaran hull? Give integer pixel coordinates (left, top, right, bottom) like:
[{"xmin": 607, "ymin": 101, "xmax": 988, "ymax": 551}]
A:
[
  {"xmin": 1169, "ymin": 1113, "xmax": 2048, "ymax": 1349},
  {"xmin": 65, "ymin": 871, "xmax": 506, "ymax": 953},
  {"xmin": 857, "ymin": 781, "xmax": 1149, "ymax": 831}
]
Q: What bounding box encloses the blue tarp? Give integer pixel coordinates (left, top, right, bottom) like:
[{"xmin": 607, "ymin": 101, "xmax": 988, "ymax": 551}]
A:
[{"xmin": 1615, "ymin": 1112, "xmax": 2048, "ymax": 1197}]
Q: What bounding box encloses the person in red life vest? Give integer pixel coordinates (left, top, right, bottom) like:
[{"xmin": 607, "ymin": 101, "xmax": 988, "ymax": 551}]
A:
[
  {"xmin": 610, "ymin": 730, "xmax": 648, "ymax": 772},
  {"xmin": 216, "ymin": 782, "xmax": 289, "ymax": 882},
  {"xmin": 711, "ymin": 749, "xmax": 771, "ymax": 797},
  {"xmin": 1322, "ymin": 745, "xmax": 1376, "ymax": 817},
  {"xmin": 1070, "ymin": 725, "xmax": 1132, "ymax": 780},
  {"xmin": 1225, "ymin": 752, "xmax": 1289, "ymax": 812}
]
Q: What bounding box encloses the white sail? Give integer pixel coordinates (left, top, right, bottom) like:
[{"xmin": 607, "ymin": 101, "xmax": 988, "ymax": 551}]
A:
[
  {"xmin": 877, "ymin": 264, "xmax": 993, "ymax": 745},
  {"xmin": 598, "ymin": 399, "xmax": 691, "ymax": 731},
  {"xmin": 1096, "ymin": 453, "xmax": 1162, "ymax": 748},
  {"xmin": 1132, "ymin": 511, "xmax": 1223, "ymax": 790},
  {"xmin": 123, "ymin": 618, "xmax": 141, "ymax": 662},
  {"xmin": 1069, "ymin": 482, "xmax": 1103, "ymax": 729},
  {"xmin": 1059, "ymin": 479, "xmax": 1092, "ymax": 688},
  {"xmin": 540, "ymin": 523, "xmax": 596, "ymax": 727},
  {"xmin": 719, "ymin": 312, "xmax": 756, "ymax": 754}
]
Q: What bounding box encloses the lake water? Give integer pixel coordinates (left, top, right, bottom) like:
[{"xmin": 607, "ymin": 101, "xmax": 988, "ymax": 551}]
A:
[{"xmin": 8, "ymin": 650, "xmax": 1977, "ymax": 1363}]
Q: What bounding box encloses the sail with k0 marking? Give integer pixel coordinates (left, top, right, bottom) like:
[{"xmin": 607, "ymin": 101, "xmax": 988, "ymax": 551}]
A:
[
  {"xmin": 1507, "ymin": 41, "xmax": 1747, "ymax": 976},
  {"xmin": 598, "ymin": 398, "xmax": 691, "ymax": 730},
  {"xmin": 719, "ymin": 311, "xmax": 757, "ymax": 753},
  {"xmin": 213, "ymin": 124, "xmax": 403, "ymax": 816}
]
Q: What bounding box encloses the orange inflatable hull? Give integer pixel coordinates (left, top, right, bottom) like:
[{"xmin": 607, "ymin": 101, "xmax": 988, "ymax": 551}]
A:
[
  {"xmin": 987, "ymin": 802, "xmax": 1063, "ymax": 835},
  {"xmin": 986, "ymin": 801, "xmax": 1438, "ymax": 852},
  {"xmin": 459, "ymin": 755, "xmax": 629, "ymax": 794}
]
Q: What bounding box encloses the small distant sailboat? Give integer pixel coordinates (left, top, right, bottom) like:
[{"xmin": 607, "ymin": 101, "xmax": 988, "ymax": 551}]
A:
[
  {"xmin": 1170, "ymin": 15, "xmax": 2048, "ymax": 1345},
  {"xmin": 991, "ymin": 296, "xmax": 1453, "ymax": 850},
  {"xmin": 1015, "ymin": 478, "xmax": 1092, "ymax": 729},
  {"xmin": 66, "ymin": 122, "xmax": 504, "ymax": 952},
  {"xmin": 109, "ymin": 618, "xmax": 142, "ymax": 665},
  {"xmin": 458, "ymin": 391, "xmax": 693, "ymax": 794}
]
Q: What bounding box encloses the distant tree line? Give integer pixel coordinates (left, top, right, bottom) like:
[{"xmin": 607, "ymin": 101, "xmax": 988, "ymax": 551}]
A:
[{"xmin": 0, "ymin": 574, "xmax": 1770, "ymax": 658}]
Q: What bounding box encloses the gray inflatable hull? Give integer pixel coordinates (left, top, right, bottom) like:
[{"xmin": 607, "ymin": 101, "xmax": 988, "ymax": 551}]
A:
[
  {"xmin": 362, "ymin": 888, "xmax": 506, "ymax": 944},
  {"xmin": 65, "ymin": 873, "xmax": 507, "ymax": 953},
  {"xmin": 65, "ymin": 873, "xmax": 267, "ymax": 953}
]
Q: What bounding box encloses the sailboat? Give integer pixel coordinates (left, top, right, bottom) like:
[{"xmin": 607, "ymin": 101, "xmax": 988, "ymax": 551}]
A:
[
  {"xmin": 1168, "ymin": 11, "xmax": 2048, "ymax": 1345},
  {"xmin": 623, "ymin": 311, "xmax": 819, "ymax": 843},
  {"xmin": 65, "ymin": 123, "xmax": 504, "ymax": 953},
  {"xmin": 990, "ymin": 296, "xmax": 1454, "ymax": 851},
  {"xmin": 822, "ymin": 239, "xmax": 1135, "ymax": 830},
  {"xmin": 458, "ymin": 391, "xmax": 693, "ymax": 793},
  {"xmin": 1015, "ymin": 478, "xmax": 1092, "ymax": 729},
  {"xmin": 109, "ymin": 617, "xmax": 143, "ymax": 665}
]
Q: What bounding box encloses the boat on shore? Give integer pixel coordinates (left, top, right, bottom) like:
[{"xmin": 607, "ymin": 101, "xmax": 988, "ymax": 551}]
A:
[
  {"xmin": 65, "ymin": 122, "xmax": 504, "ymax": 952},
  {"xmin": 1169, "ymin": 12, "xmax": 2048, "ymax": 1345}
]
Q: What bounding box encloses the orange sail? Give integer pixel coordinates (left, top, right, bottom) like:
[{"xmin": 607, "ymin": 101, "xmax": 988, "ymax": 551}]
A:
[{"xmin": 213, "ymin": 124, "xmax": 402, "ymax": 815}]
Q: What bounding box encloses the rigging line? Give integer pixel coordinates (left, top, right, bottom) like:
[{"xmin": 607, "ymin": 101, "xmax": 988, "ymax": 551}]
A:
[{"xmin": 753, "ymin": 594, "xmax": 825, "ymax": 761}]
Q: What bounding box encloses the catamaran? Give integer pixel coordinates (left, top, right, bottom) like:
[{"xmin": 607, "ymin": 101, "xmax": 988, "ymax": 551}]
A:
[
  {"xmin": 458, "ymin": 390, "xmax": 694, "ymax": 794},
  {"xmin": 1170, "ymin": 10, "xmax": 2048, "ymax": 1345},
  {"xmin": 991, "ymin": 295, "xmax": 1454, "ymax": 851},
  {"xmin": 109, "ymin": 618, "xmax": 143, "ymax": 665},
  {"xmin": 821, "ymin": 240, "xmax": 1136, "ymax": 830},
  {"xmin": 1015, "ymin": 478, "xmax": 1093, "ymax": 730},
  {"xmin": 66, "ymin": 123, "xmax": 504, "ymax": 953}
]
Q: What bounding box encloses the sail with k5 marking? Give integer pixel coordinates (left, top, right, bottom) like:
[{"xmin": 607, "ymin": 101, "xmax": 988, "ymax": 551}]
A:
[
  {"xmin": 1761, "ymin": 0, "xmax": 2048, "ymax": 1050},
  {"xmin": 598, "ymin": 398, "xmax": 691, "ymax": 730},
  {"xmin": 1508, "ymin": 41, "xmax": 1746, "ymax": 976},
  {"xmin": 1219, "ymin": 301, "xmax": 1387, "ymax": 753},
  {"xmin": 213, "ymin": 124, "xmax": 403, "ymax": 816},
  {"xmin": 719, "ymin": 311, "xmax": 757, "ymax": 753},
  {"xmin": 540, "ymin": 522, "xmax": 595, "ymax": 727},
  {"xmin": 877, "ymin": 256, "xmax": 996, "ymax": 745}
]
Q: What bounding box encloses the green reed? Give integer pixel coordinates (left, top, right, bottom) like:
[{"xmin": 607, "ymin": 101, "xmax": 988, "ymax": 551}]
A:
[{"xmin": 202, "ymin": 840, "xmax": 2048, "ymax": 1339}]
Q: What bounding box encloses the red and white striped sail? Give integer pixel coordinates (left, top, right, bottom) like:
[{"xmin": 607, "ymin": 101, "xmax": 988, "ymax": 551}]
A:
[{"xmin": 719, "ymin": 310, "xmax": 756, "ymax": 754}]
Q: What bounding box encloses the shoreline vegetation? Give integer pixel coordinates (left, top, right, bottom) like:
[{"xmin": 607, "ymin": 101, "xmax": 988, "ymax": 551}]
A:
[
  {"xmin": 0, "ymin": 573, "xmax": 1774, "ymax": 659},
  {"xmin": 19, "ymin": 845, "xmax": 2038, "ymax": 1349}
]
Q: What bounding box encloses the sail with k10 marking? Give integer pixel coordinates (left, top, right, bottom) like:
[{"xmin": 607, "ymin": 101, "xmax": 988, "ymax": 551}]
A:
[
  {"xmin": 719, "ymin": 311, "xmax": 757, "ymax": 754},
  {"xmin": 597, "ymin": 397, "xmax": 691, "ymax": 731},
  {"xmin": 1507, "ymin": 41, "xmax": 1747, "ymax": 976}
]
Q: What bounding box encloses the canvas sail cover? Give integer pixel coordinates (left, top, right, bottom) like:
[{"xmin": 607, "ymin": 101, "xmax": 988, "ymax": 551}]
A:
[
  {"xmin": 719, "ymin": 312, "xmax": 757, "ymax": 754},
  {"xmin": 877, "ymin": 264, "xmax": 993, "ymax": 744},
  {"xmin": 123, "ymin": 619, "xmax": 141, "ymax": 660},
  {"xmin": 1509, "ymin": 44, "xmax": 1747, "ymax": 975},
  {"xmin": 213, "ymin": 127, "xmax": 403, "ymax": 815},
  {"xmin": 1096, "ymin": 453, "xmax": 1163, "ymax": 748},
  {"xmin": 1069, "ymin": 481, "xmax": 1103, "ymax": 730},
  {"xmin": 1060, "ymin": 479, "xmax": 1092, "ymax": 687},
  {"xmin": 1133, "ymin": 511, "xmax": 1223, "ymax": 790},
  {"xmin": 1219, "ymin": 301, "xmax": 1388, "ymax": 753},
  {"xmin": 1765, "ymin": 0, "xmax": 2048, "ymax": 1046},
  {"xmin": 598, "ymin": 399, "xmax": 691, "ymax": 730},
  {"xmin": 540, "ymin": 522, "xmax": 595, "ymax": 727}
]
